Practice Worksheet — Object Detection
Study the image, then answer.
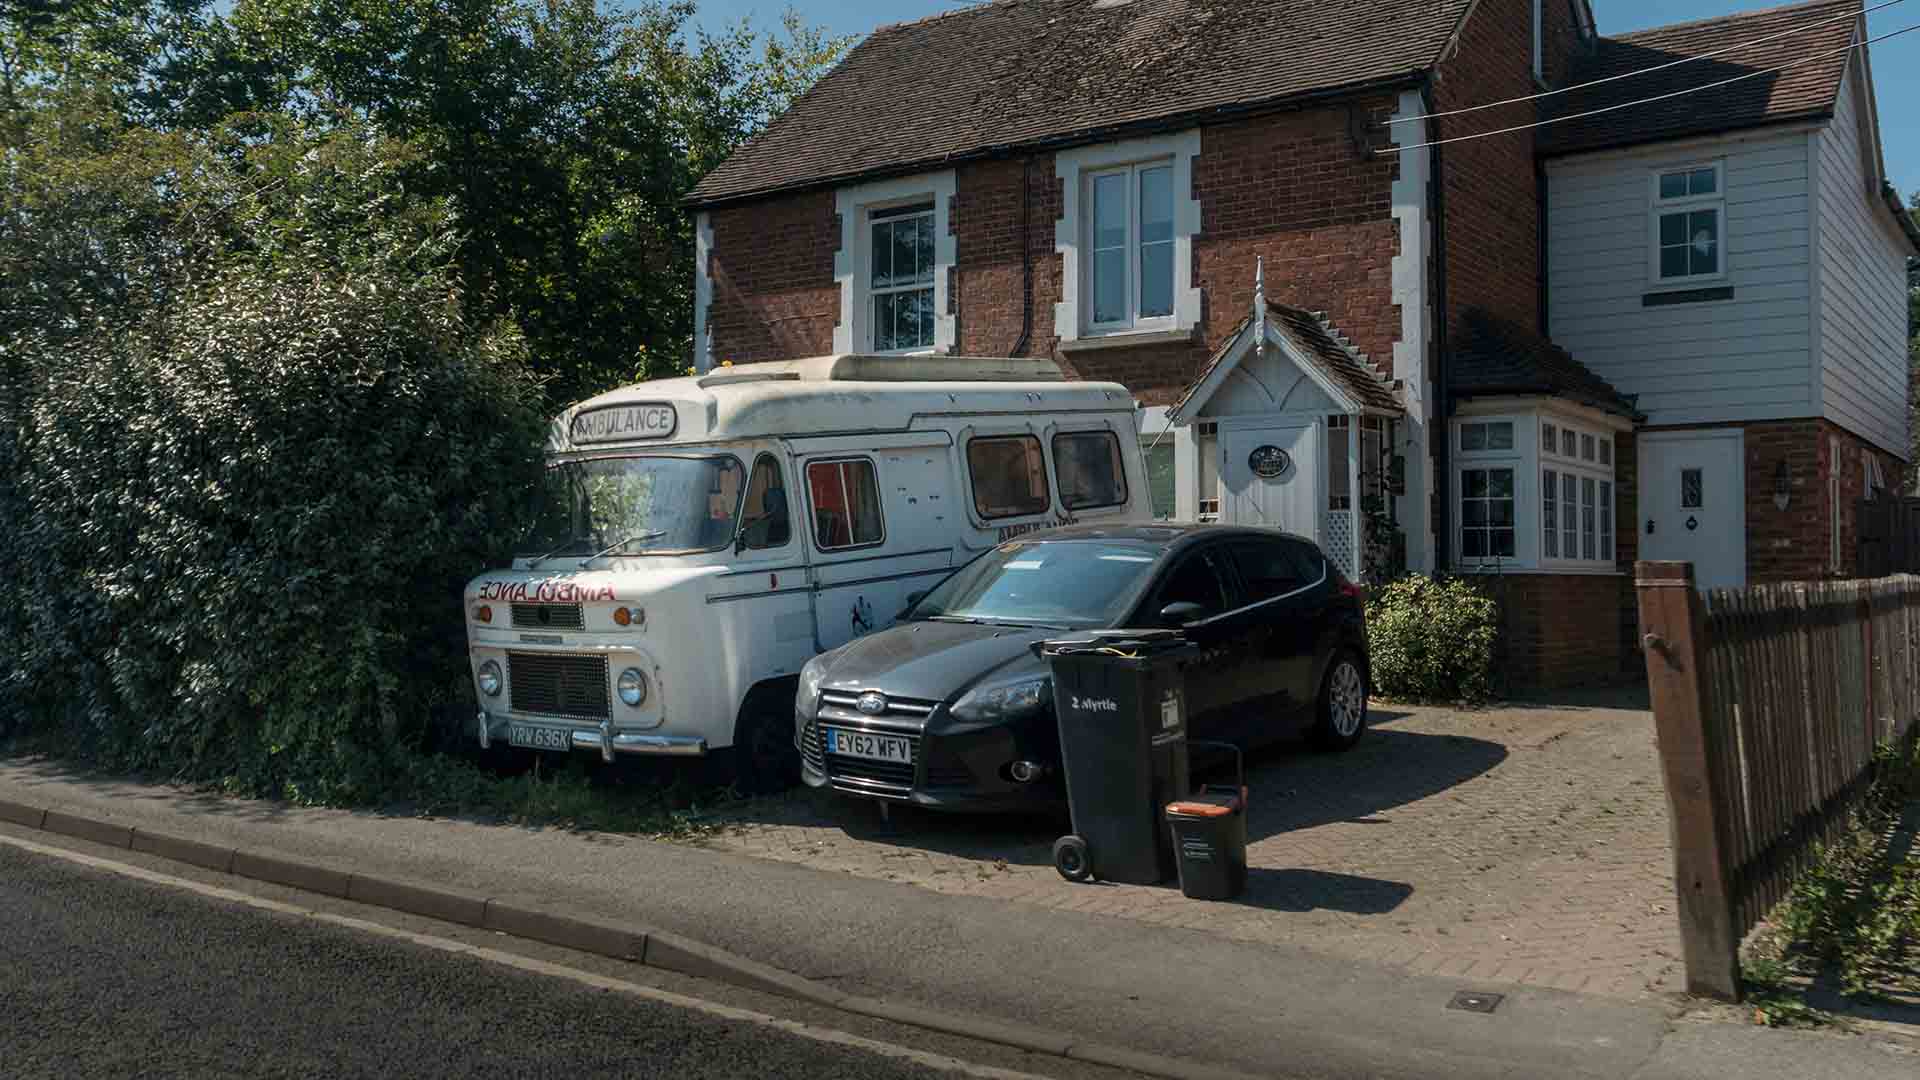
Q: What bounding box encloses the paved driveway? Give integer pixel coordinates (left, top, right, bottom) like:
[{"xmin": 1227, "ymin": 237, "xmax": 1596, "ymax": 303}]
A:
[{"xmin": 707, "ymin": 690, "xmax": 1684, "ymax": 999}]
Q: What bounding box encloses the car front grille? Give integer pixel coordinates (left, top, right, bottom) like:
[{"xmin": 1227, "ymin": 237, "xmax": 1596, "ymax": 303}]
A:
[
  {"xmin": 511, "ymin": 603, "xmax": 585, "ymax": 631},
  {"xmin": 800, "ymin": 717, "xmax": 826, "ymax": 773},
  {"xmin": 507, "ymin": 652, "xmax": 609, "ymax": 720}
]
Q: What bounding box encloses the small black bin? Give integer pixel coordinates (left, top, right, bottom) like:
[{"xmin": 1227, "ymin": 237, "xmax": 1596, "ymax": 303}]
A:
[
  {"xmin": 1165, "ymin": 740, "xmax": 1248, "ymax": 901},
  {"xmin": 1039, "ymin": 631, "xmax": 1195, "ymax": 886}
]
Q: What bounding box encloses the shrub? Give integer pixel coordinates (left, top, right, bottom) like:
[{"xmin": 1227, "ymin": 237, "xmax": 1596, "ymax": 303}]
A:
[
  {"xmin": 1366, "ymin": 575, "xmax": 1500, "ymax": 704},
  {"xmin": 1, "ymin": 134, "xmax": 552, "ymax": 784}
]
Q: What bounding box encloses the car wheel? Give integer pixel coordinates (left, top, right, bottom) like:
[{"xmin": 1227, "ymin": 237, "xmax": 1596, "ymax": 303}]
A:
[
  {"xmin": 731, "ymin": 690, "xmax": 801, "ymax": 796},
  {"xmin": 1053, "ymin": 835, "xmax": 1093, "ymax": 882},
  {"xmin": 1311, "ymin": 651, "xmax": 1368, "ymax": 752}
]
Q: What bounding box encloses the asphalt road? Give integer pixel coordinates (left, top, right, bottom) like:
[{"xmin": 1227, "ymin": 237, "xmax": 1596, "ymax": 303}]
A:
[{"xmin": 0, "ymin": 841, "xmax": 1032, "ymax": 1080}]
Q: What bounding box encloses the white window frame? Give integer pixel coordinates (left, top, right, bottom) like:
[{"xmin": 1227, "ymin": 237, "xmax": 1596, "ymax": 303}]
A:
[
  {"xmin": 834, "ymin": 171, "xmax": 956, "ymax": 356},
  {"xmin": 864, "ymin": 203, "xmax": 938, "ymax": 354},
  {"xmin": 1083, "ymin": 159, "xmax": 1177, "ymax": 334},
  {"xmin": 1454, "ymin": 406, "xmax": 1621, "ymax": 574},
  {"xmin": 1054, "ymin": 130, "xmax": 1201, "ymax": 344},
  {"xmin": 1648, "ymin": 160, "xmax": 1726, "ymax": 286}
]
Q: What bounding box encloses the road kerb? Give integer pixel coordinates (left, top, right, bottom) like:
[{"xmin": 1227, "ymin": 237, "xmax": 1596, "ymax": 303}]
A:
[
  {"xmin": 2, "ymin": 799, "xmax": 1267, "ymax": 1080},
  {"xmin": 43, "ymin": 809, "xmax": 134, "ymax": 850},
  {"xmin": 231, "ymin": 850, "xmax": 352, "ymax": 899},
  {"xmin": 482, "ymin": 898, "xmax": 645, "ymax": 961},
  {"xmin": 644, "ymin": 930, "xmax": 851, "ymax": 1008},
  {"xmin": 0, "ymin": 797, "xmax": 47, "ymax": 830},
  {"xmin": 347, "ymin": 874, "xmax": 488, "ymax": 928},
  {"xmin": 131, "ymin": 829, "xmax": 236, "ymax": 874}
]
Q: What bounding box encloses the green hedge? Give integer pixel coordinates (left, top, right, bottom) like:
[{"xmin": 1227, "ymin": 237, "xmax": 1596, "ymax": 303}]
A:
[
  {"xmin": 2, "ymin": 245, "xmax": 549, "ymax": 784},
  {"xmin": 1366, "ymin": 576, "xmax": 1500, "ymax": 704}
]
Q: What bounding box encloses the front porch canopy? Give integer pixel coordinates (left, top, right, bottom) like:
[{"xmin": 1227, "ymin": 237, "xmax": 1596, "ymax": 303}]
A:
[{"xmin": 1167, "ymin": 303, "xmax": 1404, "ymax": 579}]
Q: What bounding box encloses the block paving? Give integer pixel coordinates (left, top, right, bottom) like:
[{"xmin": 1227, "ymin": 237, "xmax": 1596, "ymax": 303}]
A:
[{"xmin": 705, "ymin": 691, "xmax": 1684, "ymax": 999}]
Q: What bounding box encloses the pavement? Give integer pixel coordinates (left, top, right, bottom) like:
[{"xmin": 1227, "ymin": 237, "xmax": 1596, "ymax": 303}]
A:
[
  {"xmin": 714, "ymin": 691, "xmax": 1682, "ymax": 998},
  {"xmin": 3, "ymin": 730, "xmax": 1918, "ymax": 1080}
]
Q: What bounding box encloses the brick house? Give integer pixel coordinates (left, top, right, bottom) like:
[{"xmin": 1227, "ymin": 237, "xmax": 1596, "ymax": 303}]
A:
[{"xmin": 685, "ymin": 0, "xmax": 1917, "ymax": 687}]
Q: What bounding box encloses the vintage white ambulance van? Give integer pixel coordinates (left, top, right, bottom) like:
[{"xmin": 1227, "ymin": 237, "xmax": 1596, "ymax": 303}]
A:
[{"xmin": 462, "ymin": 354, "xmax": 1148, "ymax": 790}]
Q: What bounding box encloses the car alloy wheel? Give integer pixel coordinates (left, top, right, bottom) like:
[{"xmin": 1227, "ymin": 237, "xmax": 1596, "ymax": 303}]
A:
[{"xmin": 1330, "ymin": 660, "xmax": 1366, "ymax": 738}]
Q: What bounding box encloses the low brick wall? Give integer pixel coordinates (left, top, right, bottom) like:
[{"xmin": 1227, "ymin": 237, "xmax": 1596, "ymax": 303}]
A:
[{"xmin": 1484, "ymin": 572, "xmax": 1641, "ymax": 690}]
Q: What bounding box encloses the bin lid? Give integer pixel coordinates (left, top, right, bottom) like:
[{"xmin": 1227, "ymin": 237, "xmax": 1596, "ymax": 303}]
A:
[{"xmin": 1166, "ymin": 789, "xmax": 1243, "ymax": 818}]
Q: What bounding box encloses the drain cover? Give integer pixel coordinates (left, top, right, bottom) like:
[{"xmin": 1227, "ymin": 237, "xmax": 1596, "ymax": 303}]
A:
[{"xmin": 1448, "ymin": 991, "xmax": 1503, "ymax": 1014}]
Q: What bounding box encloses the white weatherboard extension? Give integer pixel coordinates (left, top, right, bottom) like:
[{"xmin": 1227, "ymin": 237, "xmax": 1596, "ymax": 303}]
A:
[{"xmin": 463, "ymin": 355, "xmax": 1149, "ymax": 763}]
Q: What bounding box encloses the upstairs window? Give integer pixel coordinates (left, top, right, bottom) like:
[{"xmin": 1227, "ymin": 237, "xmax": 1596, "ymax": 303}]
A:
[
  {"xmin": 1087, "ymin": 160, "xmax": 1175, "ymax": 331},
  {"xmin": 868, "ymin": 203, "xmax": 936, "ymax": 352},
  {"xmin": 1651, "ymin": 162, "xmax": 1723, "ymax": 284}
]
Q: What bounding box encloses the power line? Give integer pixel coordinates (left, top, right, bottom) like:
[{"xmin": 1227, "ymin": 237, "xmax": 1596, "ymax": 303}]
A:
[
  {"xmin": 1389, "ymin": 0, "xmax": 1907, "ymax": 127},
  {"xmin": 1378, "ymin": 20, "xmax": 1920, "ymax": 155}
]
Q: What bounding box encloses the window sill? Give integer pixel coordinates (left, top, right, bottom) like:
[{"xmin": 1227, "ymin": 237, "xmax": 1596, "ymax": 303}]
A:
[
  {"xmin": 1642, "ymin": 286, "xmax": 1733, "ymax": 307},
  {"xmin": 1059, "ymin": 328, "xmax": 1195, "ymax": 354}
]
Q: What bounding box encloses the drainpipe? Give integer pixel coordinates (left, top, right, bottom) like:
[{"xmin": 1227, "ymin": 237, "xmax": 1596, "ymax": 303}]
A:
[
  {"xmin": 1428, "ymin": 82, "xmax": 1452, "ymax": 577},
  {"xmin": 1009, "ymin": 154, "xmax": 1035, "ymax": 358}
]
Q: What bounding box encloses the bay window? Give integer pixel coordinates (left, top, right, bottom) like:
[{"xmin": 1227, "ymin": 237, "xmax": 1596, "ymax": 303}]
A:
[{"xmin": 1455, "ymin": 408, "xmax": 1620, "ymax": 573}]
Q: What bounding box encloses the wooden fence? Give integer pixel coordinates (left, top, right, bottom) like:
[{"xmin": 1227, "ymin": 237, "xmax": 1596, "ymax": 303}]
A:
[{"xmin": 1635, "ymin": 561, "xmax": 1920, "ymax": 999}]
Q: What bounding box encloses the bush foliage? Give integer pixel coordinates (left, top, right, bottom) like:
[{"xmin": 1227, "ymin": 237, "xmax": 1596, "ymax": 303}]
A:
[
  {"xmin": 0, "ymin": 125, "xmax": 551, "ymax": 788},
  {"xmin": 1366, "ymin": 575, "xmax": 1500, "ymax": 704}
]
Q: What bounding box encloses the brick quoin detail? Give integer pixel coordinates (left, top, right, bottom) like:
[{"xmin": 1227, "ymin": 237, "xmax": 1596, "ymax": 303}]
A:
[{"xmin": 1741, "ymin": 419, "xmax": 1906, "ymax": 582}]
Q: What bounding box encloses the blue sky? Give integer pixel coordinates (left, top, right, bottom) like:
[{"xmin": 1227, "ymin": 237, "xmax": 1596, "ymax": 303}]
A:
[{"xmin": 691, "ymin": 0, "xmax": 1920, "ymax": 201}]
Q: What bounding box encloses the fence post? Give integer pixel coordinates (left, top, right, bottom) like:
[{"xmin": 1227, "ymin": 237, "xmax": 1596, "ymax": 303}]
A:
[{"xmin": 1636, "ymin": 560, "xmax": 1741, "ymax": 1001}]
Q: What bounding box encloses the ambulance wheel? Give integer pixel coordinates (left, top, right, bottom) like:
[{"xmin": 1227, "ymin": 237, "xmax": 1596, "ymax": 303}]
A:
[
  {"xmin": 731, "ymin": 685, "xmax": 801, "ymax": 796},
  {"xmin": 1053, "ymin": 835, "xmax": 1093, "ymax": 882}
]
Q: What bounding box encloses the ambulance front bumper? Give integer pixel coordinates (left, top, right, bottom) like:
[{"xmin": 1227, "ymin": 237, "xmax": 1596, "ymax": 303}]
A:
[{"xmin": 477, "ymin": 712, "xmax": 707, "ymax": 761}]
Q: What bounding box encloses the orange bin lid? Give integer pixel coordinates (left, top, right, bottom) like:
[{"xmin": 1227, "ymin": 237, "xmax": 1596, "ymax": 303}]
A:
[{"xmin": 1166, "ymin": 799, "xmax": 1238, "ymax": 817}]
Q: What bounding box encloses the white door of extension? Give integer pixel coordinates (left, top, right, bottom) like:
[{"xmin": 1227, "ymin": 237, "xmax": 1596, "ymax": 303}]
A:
[
  {"xmin": 1638, "ymin": 430, "xmax": 1745, "ymax": 589},
  {"xmin": 1221, "ymin": 421, "xmax": 1321, "ymax": 537}
]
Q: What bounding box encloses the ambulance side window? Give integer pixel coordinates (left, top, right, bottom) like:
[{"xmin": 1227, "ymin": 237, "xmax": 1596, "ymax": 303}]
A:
[
  {"xmin": 966, "ymin": 435, "xmax": 1050, "ymax": 520},
  {"xmin": 1052, "ymin": 430, "xmax": 1127, "ymax": 511},
  {"xmin": 806, "ymin": 458, "xmax": 885, "ymax": 551},
  {"xmin": 739, "ymin": 454, "xmax": 791, "ymax": 550}
]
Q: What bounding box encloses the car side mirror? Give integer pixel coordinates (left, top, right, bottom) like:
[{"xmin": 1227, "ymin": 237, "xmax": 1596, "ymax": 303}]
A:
[
  {"xmin": 897, "ymin": 590, "xmax": 928, "ymax": 620},
  {"xmin": 1159, "ymin": 601, "xmax": 1208, "ymax": 626}
]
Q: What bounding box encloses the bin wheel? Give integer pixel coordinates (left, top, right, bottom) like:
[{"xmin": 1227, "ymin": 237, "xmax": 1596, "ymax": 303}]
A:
[{"xmin": 1053, "ymin": 835, "xmax": 1093, "ymax": 882}]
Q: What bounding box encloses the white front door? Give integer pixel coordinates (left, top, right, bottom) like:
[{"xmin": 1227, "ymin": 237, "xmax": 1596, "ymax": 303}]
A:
[
  {"xmin": 1221, "ymin": 421, "xmax": 1321, "ymax": 536},
  {"xmin": 1638, "ymin": 430, "xmax": 1745, "ymax": 589}
]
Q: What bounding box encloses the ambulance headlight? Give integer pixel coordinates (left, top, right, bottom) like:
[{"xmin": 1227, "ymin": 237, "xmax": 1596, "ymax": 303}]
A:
[
  {"xmin": 617, "ymin": 667, "xmax": 648, "ymax": 707},
  {"xmin": 477, "ymin": 660, "xmax": 503, "ymax": 698}
]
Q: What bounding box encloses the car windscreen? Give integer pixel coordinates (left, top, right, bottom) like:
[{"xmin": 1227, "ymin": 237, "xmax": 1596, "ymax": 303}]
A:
[{"xmin": 909, "ymin": 540, "xmax": 1163, "ymax": 628}]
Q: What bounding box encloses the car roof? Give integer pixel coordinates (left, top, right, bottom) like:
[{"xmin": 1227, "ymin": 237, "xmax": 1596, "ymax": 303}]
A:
[{"xmin": 1013, "ymin": 522, "xmax": 1319, "ymax": 553}]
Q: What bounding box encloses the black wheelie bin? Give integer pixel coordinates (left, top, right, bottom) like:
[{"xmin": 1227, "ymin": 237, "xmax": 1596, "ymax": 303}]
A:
[{"xmin": 1038, "ymin": 631, "xmax": 1196, "ymax": 885}]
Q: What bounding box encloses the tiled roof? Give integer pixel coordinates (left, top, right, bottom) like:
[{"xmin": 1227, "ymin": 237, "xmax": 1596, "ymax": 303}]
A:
[
  {"xmin": 1448, "ymin": 309, "xmax": 1642, "ymax": 420},
  {"xmin": 688, "ymin": 0, "xmax": 1474, "ymax": 206},
  {"xmin": 1541, "ymin": 0, "xmax": 1858, "ymax": 156},
  {"xmin": 1172, "ymin": 306, "xmax": 1403, "ymax": 419}
]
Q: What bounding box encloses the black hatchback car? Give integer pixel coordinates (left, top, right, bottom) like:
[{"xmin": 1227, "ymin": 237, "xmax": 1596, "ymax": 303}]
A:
[{"xmin": 793, "ymin": 524, "xmax": 1370, "ymax": 812}]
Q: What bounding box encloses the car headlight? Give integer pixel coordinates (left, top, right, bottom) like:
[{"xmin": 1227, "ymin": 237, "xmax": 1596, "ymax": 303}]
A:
[
  {"xmin": 797, "ymin": 655, "xmax": 830, "ymax": 717},
  {"xmin": 951, "ymin": 676, "xmax": 1051, "ymax": 724},
  {"xmin": 477, "ymin": 660, "xmax": 503, "ymax": 698},
  {"xmin": 617, "ymin": 667, "xmax": 648, "ymax": 707}
]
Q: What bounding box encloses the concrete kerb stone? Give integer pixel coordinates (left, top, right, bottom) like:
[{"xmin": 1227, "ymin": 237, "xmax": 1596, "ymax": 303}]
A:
[
  {"xmin": 43, "ymin": 809, "xmax": 135, "ymax": 850},
  {"xmin": 131, "ymin": 829, "xmax": 236, "ymax": 874},
  {"xmin": 0, "ymin": 798, "xmax": 1270, "ymax": 1080},
  {"xmin": 482, "ymin": 898, "xmax": 645, "ymax": 962},
  {"xmin": 231, "ymin": 850, "xmax": 353, "ymax": 899},
  {"xmin": 346, "ymin": 874, "xmax": 488, "ymax": 929},
  {"xmin": 0, "ymin": 796, "xmax": 47, "ymax": 830}
]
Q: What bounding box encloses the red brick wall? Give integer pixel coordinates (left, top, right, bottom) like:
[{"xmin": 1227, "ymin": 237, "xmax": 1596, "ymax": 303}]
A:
[
  {"xmin": 706, "ymin": 190, "xmax": 839, "ymax": 365},
  {"xmin": 953, "ymin": 156, "xmax": 1061, "ymax": 358},
  {"xmin": 1743, "ymin": 419, "xmax": 1828, "ymax": 582},
  {"xmin": 1433, "ymin": 0, "xmax": 1543, "ymax": 338},
  {"xmin": 1487, "ymin": 573, "xmax": 1639, "ymax": 689},
  {"xmin": 1537, "ymin": 0, "xmax": 1592, "ymax": 89}
]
